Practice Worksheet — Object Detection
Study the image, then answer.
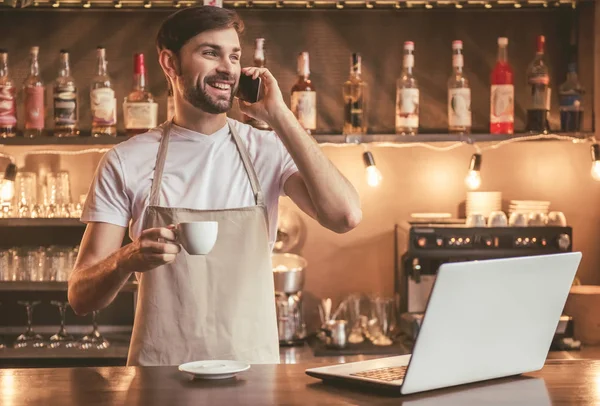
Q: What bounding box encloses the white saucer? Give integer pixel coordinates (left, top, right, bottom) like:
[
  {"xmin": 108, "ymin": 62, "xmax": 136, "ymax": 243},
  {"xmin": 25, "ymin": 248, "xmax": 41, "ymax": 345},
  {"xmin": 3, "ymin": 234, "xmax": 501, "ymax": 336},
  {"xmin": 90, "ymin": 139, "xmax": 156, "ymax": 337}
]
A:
[{"xmin": 178, "ymin": 360, "xmax": 251, "ymax": 380}]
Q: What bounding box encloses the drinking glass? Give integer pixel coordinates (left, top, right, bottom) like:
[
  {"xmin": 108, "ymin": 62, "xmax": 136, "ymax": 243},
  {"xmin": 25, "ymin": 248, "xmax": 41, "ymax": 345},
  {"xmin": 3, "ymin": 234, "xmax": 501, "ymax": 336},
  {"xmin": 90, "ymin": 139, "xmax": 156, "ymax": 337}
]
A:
[
  {"xmin": 79, "ymin": 311, "xmax": 110, "ymax": 350},
  {"xmin": 0, "ymin": 249, "xmax": 12, "ymax": 281},
  {"xmin": 49, "ymin": 301, "xmax": 77, "ymax": 348},
  {"xmin": 46, "ymin": 172, "xmax": 71, "ymax": 218},
  {"xmin": 368, "ymin": 296, "xmax": 395, "ymax": 346},
  {"xmin": 14, "ymin": 172, "xmax": 37, "ymax": 218},
  {"xmin": 46, "ymin": 246, "xmax": 68, "ymax": 282},
  {"xmin": 14, "ymin": 301, "xmax": 45, "ymax": 348}
]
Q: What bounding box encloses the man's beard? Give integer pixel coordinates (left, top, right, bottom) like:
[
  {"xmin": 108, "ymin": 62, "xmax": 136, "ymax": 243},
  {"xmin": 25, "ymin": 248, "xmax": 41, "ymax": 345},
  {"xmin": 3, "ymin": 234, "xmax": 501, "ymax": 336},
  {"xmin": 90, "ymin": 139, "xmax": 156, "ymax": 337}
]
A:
[{"xmin": 182, "ymin": 73, "xmax": 237, "ymax": 114}]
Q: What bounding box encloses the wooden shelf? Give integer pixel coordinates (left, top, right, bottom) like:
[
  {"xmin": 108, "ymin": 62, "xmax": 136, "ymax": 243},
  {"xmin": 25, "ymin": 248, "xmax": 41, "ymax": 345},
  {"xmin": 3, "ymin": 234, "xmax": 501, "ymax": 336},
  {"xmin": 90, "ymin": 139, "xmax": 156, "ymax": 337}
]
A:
[
  {"xmin": 0, "ymin": 218, "xmax": 84, "ymax": 227},
  {"xmin": 1, "ymin": 131, "xmax": 592, "ymax": 146},
  {"xmin": 0, "ymin": 281, "xmax": 138, "ymax": 292}
]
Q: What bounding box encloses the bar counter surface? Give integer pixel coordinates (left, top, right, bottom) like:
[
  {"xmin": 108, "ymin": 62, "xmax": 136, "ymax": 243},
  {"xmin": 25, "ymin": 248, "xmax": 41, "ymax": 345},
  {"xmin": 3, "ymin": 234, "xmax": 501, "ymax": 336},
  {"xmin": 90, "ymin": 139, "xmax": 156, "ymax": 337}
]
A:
[{"xmin": 1, "ymin": 358, "xmax": 599, "ymax": 405}]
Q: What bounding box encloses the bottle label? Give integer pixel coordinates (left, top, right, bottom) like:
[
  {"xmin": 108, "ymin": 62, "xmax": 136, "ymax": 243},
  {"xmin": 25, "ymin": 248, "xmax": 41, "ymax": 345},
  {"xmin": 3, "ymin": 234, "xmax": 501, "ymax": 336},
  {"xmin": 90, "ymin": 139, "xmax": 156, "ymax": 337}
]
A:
[
  {"xmin": 0, "ymin": 85, "xmax": 17, "ymax": 128},
  {"xmin": 559, "ymin": 94, "xmax": 582, "ymax": 111},
  {"xmin": 54, "ymin": 85, "xmax": 77, "ymax": 126},
  {"xmin": 91, "ymin": 88, "xmax": 117, "ymax": 126},
  {"xmin": 396, "ymin": 88, "xmax": 419, "ymax": 129},
  {"xmin": 530, "ymin": 86, "xmax": 551, "ymax": 110},
  {"xmin": 448, "ymin": 88, "xmax": 471, "ymax": 127},
  {"xmin": 291, "ymin": 91, "xmax": 316, "ymax": 130},
  {"xmin": 452, "ymin": 55, "xmax": 464, "ymax": 68},
  {"xmin": 490, "ymin": 85, "xmax": 514, "ymax": 124},
  {"xmin": 123, "ymin": 101, "xmax": 157, "ymax": 130},
  {"xmin": 24, "ymin": 86, "xmax": 45, "ymax": 130}
]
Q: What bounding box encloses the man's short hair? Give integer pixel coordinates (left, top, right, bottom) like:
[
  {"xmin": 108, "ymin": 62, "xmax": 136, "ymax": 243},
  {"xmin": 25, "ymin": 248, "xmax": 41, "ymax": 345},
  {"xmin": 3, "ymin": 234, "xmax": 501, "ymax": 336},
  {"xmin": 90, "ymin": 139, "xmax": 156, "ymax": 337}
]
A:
[{"xmin": 156, "ymin": 6, "xmax": 244, "ymax": 55}]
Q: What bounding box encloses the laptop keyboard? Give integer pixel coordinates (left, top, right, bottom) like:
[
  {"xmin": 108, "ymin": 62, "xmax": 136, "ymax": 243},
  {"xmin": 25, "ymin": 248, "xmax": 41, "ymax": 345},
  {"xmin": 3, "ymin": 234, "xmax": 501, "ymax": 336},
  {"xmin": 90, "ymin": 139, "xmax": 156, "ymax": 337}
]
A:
[{"xmin": 350, "ymin": 366, "xmax": 408, "ymax": 382}]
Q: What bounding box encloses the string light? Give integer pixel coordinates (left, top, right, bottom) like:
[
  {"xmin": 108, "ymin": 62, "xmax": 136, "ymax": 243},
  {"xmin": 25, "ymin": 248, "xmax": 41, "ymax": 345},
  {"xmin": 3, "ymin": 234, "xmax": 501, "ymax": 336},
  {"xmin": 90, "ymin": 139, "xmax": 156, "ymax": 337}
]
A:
[
  {"xmin": 590, "ymin": 144, "xmax": 600, "ymax": 181},
  {"xmin": 113, "ymin": 0, "xmax": 122, "ymax": 8},
  {"xmin": 465, "ymin": 153, "xmax": 482, "ymax": 190},
  {"xmin": 82, "ymin": 0, "xmax": 91, "ymax": 7},
  {"xmin": 143, "ymin": 0, "xmax": 152, "ymax": 7},
  {"xmin": 363, "ymin": 151, "xmax": 382, "ymax": 187}
]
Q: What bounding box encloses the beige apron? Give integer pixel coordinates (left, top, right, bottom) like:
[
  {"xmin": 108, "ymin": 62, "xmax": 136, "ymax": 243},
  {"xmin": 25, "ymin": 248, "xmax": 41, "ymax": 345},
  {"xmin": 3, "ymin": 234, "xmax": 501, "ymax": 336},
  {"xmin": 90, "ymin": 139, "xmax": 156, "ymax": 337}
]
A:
[{"xmin": 127, "ymin": 119, "xmax": 280, "ymax": 366}]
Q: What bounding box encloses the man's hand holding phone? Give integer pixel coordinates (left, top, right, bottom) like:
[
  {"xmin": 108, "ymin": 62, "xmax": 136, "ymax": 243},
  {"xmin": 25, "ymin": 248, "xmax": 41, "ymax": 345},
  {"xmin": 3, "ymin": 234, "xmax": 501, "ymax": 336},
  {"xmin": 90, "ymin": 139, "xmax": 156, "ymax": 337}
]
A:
[{"xmin": 237, "ymin": 67, "xmax": 289, "ymax": 128}]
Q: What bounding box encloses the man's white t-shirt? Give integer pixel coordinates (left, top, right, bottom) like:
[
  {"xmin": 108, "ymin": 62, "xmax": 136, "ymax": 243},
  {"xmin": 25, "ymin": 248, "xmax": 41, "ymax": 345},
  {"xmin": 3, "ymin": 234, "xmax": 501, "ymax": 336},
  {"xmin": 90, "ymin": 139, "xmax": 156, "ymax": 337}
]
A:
[{"xmin": 81, "ymin": 119, "xmax": 299, "ymax": 248}]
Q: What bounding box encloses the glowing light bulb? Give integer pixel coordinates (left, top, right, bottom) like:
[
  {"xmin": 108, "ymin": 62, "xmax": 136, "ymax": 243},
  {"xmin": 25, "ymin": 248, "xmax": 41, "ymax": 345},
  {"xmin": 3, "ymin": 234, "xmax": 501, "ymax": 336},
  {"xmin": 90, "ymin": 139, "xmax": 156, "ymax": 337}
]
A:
[
  {"xmin": 465, "ymin": 153, "xmax": 482, "ymax": 190},
  {"xmin": 591, "ymin": 161, "xmax": 600, "ymax": 181},
  {"xmin": 363, "ymin": 151, "xmax": 382, "ymax": 188},
  {"xmin": 0, "ymin": 180, "xmax": 14, "ymax": 202},
  {"xmin": 366, "ymin": 165, "xmax": 382, "ymax": 187},
  {"xmin": 464, "ymin": 170, "xmax": 481, "ymax": 190}
]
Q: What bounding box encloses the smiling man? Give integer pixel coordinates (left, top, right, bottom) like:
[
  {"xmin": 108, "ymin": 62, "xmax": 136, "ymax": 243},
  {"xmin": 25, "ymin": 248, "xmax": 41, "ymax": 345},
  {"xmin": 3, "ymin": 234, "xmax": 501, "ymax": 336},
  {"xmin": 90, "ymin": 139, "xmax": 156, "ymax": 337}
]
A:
[{"xmin": 67, "ymin": 6, "xmax": 361, "ymax": 366}]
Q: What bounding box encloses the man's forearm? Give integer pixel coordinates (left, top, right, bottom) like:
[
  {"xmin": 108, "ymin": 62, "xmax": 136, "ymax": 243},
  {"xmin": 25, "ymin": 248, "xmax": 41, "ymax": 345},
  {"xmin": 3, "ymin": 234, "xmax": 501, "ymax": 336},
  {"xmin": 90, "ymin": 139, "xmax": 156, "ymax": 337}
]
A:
[
  {"xmin": 68, "ymin": 245, "xmax": 134, "ymax": 316},
  {"xmin": 270, "ymin": 109, "xmax": 362, "ymax": 232}
]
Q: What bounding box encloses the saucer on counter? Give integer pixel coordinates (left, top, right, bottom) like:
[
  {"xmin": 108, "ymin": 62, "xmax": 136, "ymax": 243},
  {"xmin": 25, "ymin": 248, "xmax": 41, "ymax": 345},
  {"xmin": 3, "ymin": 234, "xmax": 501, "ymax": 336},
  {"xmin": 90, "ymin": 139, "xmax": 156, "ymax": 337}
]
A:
[{"xmin": 179, "ymin": 360, "xmax": 250, "ymax": 380}]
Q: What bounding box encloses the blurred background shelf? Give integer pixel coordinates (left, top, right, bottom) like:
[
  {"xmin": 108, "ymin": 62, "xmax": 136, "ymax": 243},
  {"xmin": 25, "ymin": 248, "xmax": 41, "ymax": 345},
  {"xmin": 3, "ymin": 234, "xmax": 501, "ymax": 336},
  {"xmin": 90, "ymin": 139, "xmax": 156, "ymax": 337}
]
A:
[{"xmin": 0, "ymin": 219, "xmax": 84, "ymax": 227}]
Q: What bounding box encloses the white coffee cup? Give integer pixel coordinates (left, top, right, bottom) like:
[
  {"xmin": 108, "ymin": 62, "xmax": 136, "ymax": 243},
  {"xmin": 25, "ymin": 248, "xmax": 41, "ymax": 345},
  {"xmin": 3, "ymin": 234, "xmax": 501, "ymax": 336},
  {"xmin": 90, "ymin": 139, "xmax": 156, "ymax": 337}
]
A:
[{"xmin": 176, "ymin": 221, "xmax": 218, "ymax": 255}]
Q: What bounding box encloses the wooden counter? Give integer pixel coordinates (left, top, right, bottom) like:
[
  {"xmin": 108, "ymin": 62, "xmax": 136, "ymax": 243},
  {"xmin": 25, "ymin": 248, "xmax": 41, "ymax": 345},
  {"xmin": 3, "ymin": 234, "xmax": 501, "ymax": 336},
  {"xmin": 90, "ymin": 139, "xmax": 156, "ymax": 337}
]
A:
[{"xmin": 2, "ymin": 359, "xmax": 600, "ymax": 405}]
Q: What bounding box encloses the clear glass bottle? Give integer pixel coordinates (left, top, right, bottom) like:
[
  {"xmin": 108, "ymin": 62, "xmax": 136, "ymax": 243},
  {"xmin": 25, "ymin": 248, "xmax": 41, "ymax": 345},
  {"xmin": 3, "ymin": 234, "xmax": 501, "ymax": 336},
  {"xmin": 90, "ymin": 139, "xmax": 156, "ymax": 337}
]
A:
[
  {"xmin": 448, "ymin": 40, "xmax": 471, "ymax": 135},
  {"xmin": 291, "ymin": 51, "xmax": 317, "ymax": 135},
  {"xmin": 123, "ymin": 53, "xmax": 157, "ymax": 137},
  {"xmin": 558, "ymin": 62, "xmax": 584, "ymax": 132},
  {"xmin": 244, "ymin": 38, "xmax": 270, "ymax": 131},
  {"xmin": 396, "ymin": 41, "xmax": 419, "ymax": 135},
  {"xmin": 91, "ymin": 46, "xmax": 117, "ymax": 137},
  {"xmin": 343, "ymin": 53, "xmax": 368, "ymax": 135},
  {"xmin": 526, "ymin": 35, "xmax": 551, "ymax": 133},
  {"xmin": 490, "ymin": 37, "xmax": 514, "ymax": 135},
  {"xmin": 23, "ymin": 46, "xmax": 45, "ymax": 138},
  {"xmin": 0, "ymin": 49, "xmax": 17, "ymax": 138},
  {"xmin": 53, "ymin": 50, "xmax": 78, "ymax": 137}
]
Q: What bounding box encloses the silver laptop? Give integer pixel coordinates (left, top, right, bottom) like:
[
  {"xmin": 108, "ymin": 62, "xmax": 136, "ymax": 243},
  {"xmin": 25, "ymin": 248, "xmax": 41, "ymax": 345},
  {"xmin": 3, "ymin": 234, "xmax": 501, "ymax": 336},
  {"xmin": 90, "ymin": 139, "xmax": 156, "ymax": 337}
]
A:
[{"xmin": 306, "ymin": 252, "xmax": 582, "ymax": 395}]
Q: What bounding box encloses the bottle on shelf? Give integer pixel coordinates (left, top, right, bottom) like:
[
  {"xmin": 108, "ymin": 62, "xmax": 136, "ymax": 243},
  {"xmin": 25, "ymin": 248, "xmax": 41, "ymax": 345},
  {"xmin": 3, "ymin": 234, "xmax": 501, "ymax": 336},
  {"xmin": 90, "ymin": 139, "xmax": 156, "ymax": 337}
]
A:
[
  {"xmin": 91, "ymin": 46, "xmax": 117, "ymax": 137},
  {"xmin": 244, "ymin": 38, "xmax": 270, "ymax": 131},
  {"xmin": 23, "ymin": 46, "xmax": 45, "ymax": 138},
  {"xmin": 395, "ymin": 41, "xmax": 419, "ymax": 135},
  {"xmin": 490, "ymin": 37, "xmax": 514, "ymax": 135},
  {"xmin": 526, "ymin": 35, "xmax": 551, "ymax": 133},
  {"xmin": 558, "ymin": 62, "xmax": 584, "ymax": 132},
  {"xmin": 0, "ymin": 49, "xmax": 17, "ymax": 138},
  {"xmin": 448, "ymin": 40, "xmax": 471, "ymax": 135},
  {"xmin": 123, "ymin": 53, "xmax": 157, "ymax": 136},
  {"xmin": 291, "ymin": 51, "xmax": 317, "ymax": 135},
  {"xmin": 53, "ymin": 50, "xmax": 78, "ymax": 137},
  {"xmin": 343, "ymin": 53, "xmax": 368, "ymax": 135}
]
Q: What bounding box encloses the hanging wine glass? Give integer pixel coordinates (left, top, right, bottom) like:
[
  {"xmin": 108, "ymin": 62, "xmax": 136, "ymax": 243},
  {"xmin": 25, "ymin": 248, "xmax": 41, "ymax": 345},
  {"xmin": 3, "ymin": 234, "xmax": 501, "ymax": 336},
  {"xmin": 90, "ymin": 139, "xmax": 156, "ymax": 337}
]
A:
[
  {"xmin": 79, "ymin": 310, "xmax": 110, "ymax": 350},
  {"xmin": 14, "ymin": 301, "xmax": 45, "ymax": 348},
  {"xmin": 49, "ymin": 301, "xmax": 77, "ymax": 349}
]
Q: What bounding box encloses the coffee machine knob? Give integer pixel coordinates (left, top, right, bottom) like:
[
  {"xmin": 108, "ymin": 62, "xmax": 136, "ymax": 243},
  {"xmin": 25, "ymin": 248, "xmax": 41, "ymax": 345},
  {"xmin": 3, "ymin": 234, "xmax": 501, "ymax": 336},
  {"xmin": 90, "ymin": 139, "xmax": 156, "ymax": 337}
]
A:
[{"xmin": 557, "ymin": 234, "xmax": 571, "ymax": 251}]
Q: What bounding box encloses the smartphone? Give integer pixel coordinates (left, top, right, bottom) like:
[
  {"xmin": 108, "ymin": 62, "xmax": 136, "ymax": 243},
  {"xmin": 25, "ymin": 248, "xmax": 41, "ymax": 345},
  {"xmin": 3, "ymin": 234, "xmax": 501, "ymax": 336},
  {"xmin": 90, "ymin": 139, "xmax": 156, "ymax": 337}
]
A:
[{"xmin": 236, "ymin": 74, "xmax": 262, "ymax": 104}]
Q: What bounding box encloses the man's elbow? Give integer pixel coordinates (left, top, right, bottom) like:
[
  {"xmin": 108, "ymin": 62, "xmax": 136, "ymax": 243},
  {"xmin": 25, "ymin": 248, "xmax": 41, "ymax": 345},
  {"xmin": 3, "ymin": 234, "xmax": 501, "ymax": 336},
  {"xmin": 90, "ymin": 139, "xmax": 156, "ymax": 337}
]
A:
[
  {"xmin": 67, "ymin": 280, "xmax": 88, "ymax": 316},
  {"xmin": 322, "ymin": 206, "xmax": 362, "ymax": 234}
]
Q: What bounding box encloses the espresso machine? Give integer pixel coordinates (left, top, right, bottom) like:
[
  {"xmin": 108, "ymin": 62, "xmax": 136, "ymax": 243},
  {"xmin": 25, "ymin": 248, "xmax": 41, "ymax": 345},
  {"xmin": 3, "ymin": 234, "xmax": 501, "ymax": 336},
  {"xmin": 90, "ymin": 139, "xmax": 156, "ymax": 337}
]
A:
[
  {"xmin": 394, "ymin": 221, "xmax": 579, "ymax": 350},
  {"xmin": 272, "ymin": 253, "xmax": 307, "ymax": 346}
]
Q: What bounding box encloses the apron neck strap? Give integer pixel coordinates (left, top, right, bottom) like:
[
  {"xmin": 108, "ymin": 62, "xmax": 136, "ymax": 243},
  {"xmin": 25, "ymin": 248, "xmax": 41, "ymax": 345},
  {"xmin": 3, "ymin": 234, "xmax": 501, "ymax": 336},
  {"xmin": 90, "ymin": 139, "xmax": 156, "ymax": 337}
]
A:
[{"xmin": 149, "ymin": 119, "xmax": 265, "ymax": 207}]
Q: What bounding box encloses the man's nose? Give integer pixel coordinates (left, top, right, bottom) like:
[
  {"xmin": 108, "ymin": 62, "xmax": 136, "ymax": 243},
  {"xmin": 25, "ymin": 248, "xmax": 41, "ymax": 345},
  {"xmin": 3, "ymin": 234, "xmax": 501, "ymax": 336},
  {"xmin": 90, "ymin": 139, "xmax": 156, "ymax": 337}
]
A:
[{"xmin": 216, "ymin": 57, "xmax": 235, "ymax": 75}]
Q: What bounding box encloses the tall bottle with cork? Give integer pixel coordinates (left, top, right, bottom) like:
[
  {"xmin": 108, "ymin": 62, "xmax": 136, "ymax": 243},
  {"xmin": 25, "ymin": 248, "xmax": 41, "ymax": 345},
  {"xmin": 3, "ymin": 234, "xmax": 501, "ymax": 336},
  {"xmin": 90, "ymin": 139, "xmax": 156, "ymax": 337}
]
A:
[
  {"xmin": 123, "ymin": 53, "xmax": 157, "ymax": 136},
  {"xmin": 395, "ymin": 41, "xmax": 419, "ymax": 135},
  {"xmin": 343, "ymin": 53, "xmax": 368, "ymax": 135},
  {"xmin": 291, "ymin": 51, "xmax": 317, "ymax": 135},
  {"xmin": 490, "ymin": 37, "xmax": 514, "ymax": 134},
  {"xmin": 23, "ymin": 46, "xmax": 45, "ymax": 138},
  {"xmin": 448, "ymin": 40, "xmax": 471, "ymax": 135},
  {"xmin": 526, "ymin": 35, "xmax": 551, "ymax": 133},
  {"xmin": 244, "ymin": 38, "xmax": 270, "ymax": 130},
  {"xmin": 0, "ymin": 49, "xmax": 17, "ymax": 138},
  {"xmin": 91, "ymin": 46, "xmax": 117, "ymax": 137},
  {"xmin": 53, "ymin": 50, "xmax": 79, "ymax": 137}
]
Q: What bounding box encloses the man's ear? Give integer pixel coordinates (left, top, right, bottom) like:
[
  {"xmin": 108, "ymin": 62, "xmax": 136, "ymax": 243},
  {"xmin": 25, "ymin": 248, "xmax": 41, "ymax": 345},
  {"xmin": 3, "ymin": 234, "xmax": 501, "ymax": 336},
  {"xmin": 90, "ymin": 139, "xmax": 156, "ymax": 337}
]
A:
[{"xmin": 159, "ymin": 49, "xmax": 181, "ymax": 81}]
